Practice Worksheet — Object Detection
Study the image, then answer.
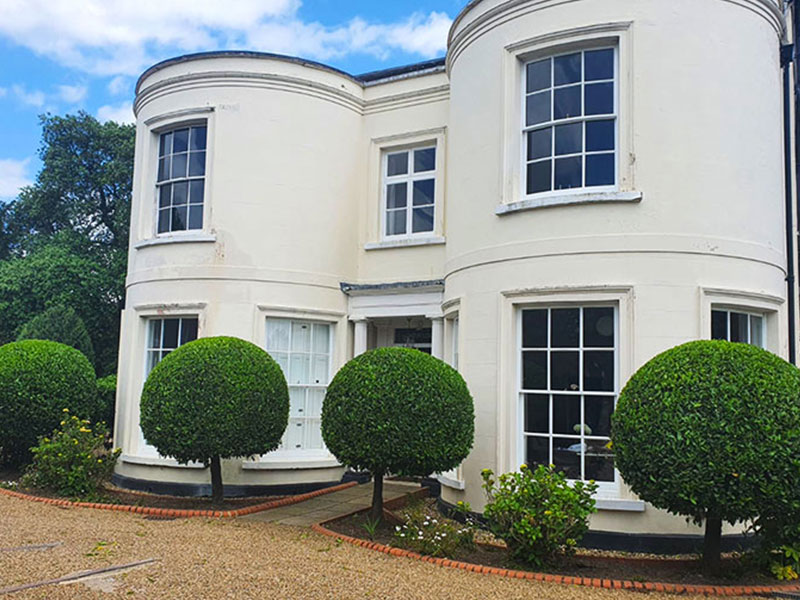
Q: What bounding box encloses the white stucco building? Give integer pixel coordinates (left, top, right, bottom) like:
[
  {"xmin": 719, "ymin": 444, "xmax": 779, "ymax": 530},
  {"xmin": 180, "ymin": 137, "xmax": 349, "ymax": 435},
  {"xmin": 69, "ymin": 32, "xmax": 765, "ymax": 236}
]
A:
[{"xmin": 115, "ymin": 0, "xmax": 794, "ymax": 545}]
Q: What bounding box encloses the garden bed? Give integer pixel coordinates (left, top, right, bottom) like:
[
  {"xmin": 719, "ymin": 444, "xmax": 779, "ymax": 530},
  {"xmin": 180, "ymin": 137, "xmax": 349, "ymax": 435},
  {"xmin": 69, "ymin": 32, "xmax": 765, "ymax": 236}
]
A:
[{"xmin": 322, "ymin": 499, "xmax": 782, "ymax": 590}]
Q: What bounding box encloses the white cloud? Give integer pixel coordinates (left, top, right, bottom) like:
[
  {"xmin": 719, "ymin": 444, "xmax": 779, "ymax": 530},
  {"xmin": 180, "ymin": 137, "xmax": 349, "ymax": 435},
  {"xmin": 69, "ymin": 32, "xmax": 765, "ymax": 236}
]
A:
[
  {"xmin": 97, "ymin": 101, "xmax": 134, "ymax": 124},
  {"xmin": 0, "ymin": 1, "xmax": 451, "ymax": 77},
  {"xmin": 57, "ymin": 83, "xmax": 88, "ymax": 103},
  {"xmin": 0, "ymin": 157, "xmax": 32, "ymax": 200},
  {"xmin": 0, "ymin": 87, "xmax": 6, "ymax": 98},
  {"xmin": 11, "ymin": 84, "xmax": 45, "ymax": 107},
  {"xmin": 107, "ymin": 75, "xmax": 129, "ymax": 96}
]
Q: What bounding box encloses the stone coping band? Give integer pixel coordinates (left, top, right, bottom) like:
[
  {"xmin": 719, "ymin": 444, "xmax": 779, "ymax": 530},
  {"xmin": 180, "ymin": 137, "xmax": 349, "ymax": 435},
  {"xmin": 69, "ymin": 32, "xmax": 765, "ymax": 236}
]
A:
[
  {"xmin": 0, "ymin": 481, "xmax": 357, "ymax": 519},
  {"xmin": 311, "ymin": 513, "xmax": 800, "ymax": 597}
]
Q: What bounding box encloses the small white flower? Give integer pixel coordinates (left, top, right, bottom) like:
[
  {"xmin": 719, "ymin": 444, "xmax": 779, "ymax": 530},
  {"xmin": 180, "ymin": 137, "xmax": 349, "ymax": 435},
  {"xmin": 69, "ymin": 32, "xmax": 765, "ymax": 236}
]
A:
[{"xmin": 395, "ymin": 526, "xmax": 401, "ymax": 531}]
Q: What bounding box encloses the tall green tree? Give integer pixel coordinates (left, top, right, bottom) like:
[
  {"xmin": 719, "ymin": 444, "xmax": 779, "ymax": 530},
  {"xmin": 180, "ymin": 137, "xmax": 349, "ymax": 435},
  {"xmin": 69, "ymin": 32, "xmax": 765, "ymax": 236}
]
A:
[{"xmin": 0, "ymin": 112, "xmax": 135, "ymax": 374}]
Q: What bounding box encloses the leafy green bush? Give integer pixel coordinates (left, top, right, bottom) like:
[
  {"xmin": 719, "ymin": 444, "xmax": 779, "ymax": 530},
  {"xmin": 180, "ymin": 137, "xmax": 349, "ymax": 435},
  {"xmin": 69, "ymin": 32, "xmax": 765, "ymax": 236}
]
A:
[
  {"xmin": 611, "ymin": 340, "xmax": 800, "ymax": 573},
  {"xmin": 322, "ymin": 347, "xmax": 474, "ymax": 519},
  {"xmin": 752, "ymin": 509, "xmax": 800, "ymax": 580},
  {"xmin": 0, "ymin": 340, "xmax": 98, "ymax": 467},
  {"xmin": 480, "ymin": 464, "xmax": 597, "ymax": 567},
  {"xmin": 17, "ymin": 305, "xmax": 96, "ymax": 368},
  {"xmin": 140, "ymin": 336, "xmax": 289, "ymax": 502},
  {"xmin": 20, "ymin": 411, "xmax": 119, "ymax": 499},
  {"xmin": 393, "ymin": 499, "xmax": 476, "ymax": 558},
  {"xmin": 95, "ymin": 374, "xmax": 116, "ymax": 432}
]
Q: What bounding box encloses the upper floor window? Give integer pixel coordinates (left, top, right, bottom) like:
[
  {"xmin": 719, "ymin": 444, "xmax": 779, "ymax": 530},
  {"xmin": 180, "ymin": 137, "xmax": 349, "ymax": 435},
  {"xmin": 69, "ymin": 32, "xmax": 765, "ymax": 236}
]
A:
[
  {"xmin": 157, "ymin": 125, "xmax": 206, "ymax": 234},
  {"xmin": 524, "ymin": 48, "xmax": 616, "ymax": 196},
  {"xmin": 383, "ymin": 146, "xmax": 436, "ymax": 237},
  {"xmin": 711, "ymin": 309, "xmax": 765, "ymax": 348}
]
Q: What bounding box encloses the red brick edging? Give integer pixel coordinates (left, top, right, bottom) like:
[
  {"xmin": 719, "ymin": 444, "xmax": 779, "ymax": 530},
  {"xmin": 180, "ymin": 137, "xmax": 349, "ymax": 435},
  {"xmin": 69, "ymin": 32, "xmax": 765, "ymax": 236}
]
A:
[
  {"xmin": 310, "ymin": 519, "xmax": 800, "ymax": 597},
  {"xmin": 0, "ymin": 481, "xmax": 357, "ymax": 519}
]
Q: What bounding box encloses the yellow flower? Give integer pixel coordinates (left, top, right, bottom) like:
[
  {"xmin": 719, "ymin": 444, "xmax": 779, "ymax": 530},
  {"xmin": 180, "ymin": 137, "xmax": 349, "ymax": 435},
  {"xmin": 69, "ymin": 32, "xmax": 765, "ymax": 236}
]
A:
[
  {"xmin": 97, "ymin": 459, "xmax": 103, "ymax": 463},
  {"xmin": 519, "ymin": 463, "xmax": 527, "ymax": 470},
  {"xmin": 79, "ymin": 427, "xmax": 90, "ymax": 433},
  {"xmin": 544, "ymin": 510, "xmax": 552, "ymax": 516},
  {"xmin": 62, "ymin": 408, "xmax": 69, "ymax": 413}
]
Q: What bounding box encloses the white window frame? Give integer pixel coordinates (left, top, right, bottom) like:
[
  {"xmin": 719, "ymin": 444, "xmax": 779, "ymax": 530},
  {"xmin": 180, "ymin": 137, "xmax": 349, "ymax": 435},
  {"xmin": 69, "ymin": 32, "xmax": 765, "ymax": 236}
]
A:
[
  {"xmin": 699, "ymin": 287, "xmax": 783, "ymax": 355},
  {"xmin": 517, "ymin": 305, "xmax": 619, "ymax": 494},
  {"xmin": 438, "ymin": 310, "xmax": 465, "ymax": 490},
  {"xmin": 521, "ymin": 47, "xmax": 618, "ymax": 199},
  {"xmin": 711, "ymin": 308, "xmax": 766, "ymax": 348},
  {"xmin": 382, "ymin": 145, "xmax": 437, "ymax": 240}
]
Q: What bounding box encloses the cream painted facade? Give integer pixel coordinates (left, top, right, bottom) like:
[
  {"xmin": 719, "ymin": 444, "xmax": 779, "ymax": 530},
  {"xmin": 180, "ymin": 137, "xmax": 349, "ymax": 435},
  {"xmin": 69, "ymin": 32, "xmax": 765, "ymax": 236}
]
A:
[{"xmin": 116, "ymin": 0, "xmax": 792, "ymax": 538}]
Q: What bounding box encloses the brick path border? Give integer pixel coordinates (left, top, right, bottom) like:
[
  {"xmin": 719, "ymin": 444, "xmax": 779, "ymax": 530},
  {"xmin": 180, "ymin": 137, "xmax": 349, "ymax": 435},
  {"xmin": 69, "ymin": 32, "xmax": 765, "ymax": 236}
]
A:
[{"xmin": 0, "ymin": 481, "xmax": 357, "ymax": 519}]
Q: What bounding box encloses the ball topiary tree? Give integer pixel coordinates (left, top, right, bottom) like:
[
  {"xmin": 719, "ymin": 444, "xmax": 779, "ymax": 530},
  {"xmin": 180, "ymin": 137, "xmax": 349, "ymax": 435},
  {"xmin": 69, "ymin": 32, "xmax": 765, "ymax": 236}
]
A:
[
  {"xmin": 0, "ymin": 340, "xmax": 98, "ymax": 466},
  {"xmin": 17, "ymin": 305, "xmax": 96, "ymax": 369},
  {"xmin": 95, "ymin": 374, "xmax": 117, "ymax": 433},
  {"xmin": 140, "ymin": 336, "xmax": 289, "ymax": 503},
  {"xmin": 612, "ymin": 340, "xmax": 800, "ymax": 574},
  {"xmin": 322, "ymin": 347, "xmax": 475, "ymax": 521}
]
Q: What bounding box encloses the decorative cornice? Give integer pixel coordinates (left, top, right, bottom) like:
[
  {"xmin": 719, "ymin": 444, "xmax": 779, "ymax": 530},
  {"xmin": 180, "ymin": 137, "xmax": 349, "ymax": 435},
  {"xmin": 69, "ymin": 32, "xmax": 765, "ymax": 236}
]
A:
[{"xmin": 340, "ymin": 279, "xmax": 445, "ymax": 296}]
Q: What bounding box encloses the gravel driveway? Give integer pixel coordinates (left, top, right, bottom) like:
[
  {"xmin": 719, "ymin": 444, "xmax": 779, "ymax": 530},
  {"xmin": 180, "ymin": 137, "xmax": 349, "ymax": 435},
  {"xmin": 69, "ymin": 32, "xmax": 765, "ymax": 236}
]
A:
[{"xmin": 0, "ymin": 494, "xmax": 744, "ymax": 599}]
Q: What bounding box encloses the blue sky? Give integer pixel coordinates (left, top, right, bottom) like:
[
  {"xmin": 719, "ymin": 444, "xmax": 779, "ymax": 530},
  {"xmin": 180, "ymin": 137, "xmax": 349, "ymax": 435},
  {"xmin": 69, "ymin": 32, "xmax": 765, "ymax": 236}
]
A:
[{"xmin": 0, "ymin": 0, "xmax": 466, "ymax": 201}]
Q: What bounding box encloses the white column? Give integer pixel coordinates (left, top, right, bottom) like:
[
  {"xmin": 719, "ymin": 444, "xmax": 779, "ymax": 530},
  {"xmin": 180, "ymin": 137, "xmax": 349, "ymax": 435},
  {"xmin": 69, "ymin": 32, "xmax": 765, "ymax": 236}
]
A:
[
  {"xmin": 354, "ymin": 319, "xmax": 368, "ymax": 356},
  {"xmin": 431, "ymin": 317, "xmax": 444, "ymax": 359}
]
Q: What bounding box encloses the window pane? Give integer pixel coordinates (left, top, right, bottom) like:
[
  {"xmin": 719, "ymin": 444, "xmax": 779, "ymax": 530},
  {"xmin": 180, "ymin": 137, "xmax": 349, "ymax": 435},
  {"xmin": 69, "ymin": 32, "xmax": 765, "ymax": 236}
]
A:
[
  {"xmin": 307, "ymin": 389, "xmax": 325, "ymax": 418},
  {"xmin": 146, "ymin": 350, "xmax": 160, "ymax": 374},
  {"xmin": 172, "ymin": 181, "xmax": 188, "ymax": 205},
  {"xmin": 189, "ymin": 180, "xmax": 204, "ymax": 204},
  {"xmin": 271, "ymin": 352, "xmax": 289, "ymax": 375},
  {"xmin": 522, "ymin": 351, "xmax": 547, "ymax": 390},
  {"xmin": 527, "ymin": 128, "xmax": 552, "ymax": 160},
  {"xmin": 412, "ymin": 207, "xmax": 434, "ymax": 233},
  {"xmin": 172, "ymin": 128, "xmax": 189, "ymax": 153},
  {"xmin": 267, "ymin": 319, "xmax": 291, "ymax": 351},
  {"xmin": 554, "ymin": 156, "xmax": 582, "ymax": 189},
  {"xmin": 526, "ymin": 91, "xmax": 551, "ymax": 126},
  {"xmin": 189, "ymin": 151, "xmax": 205, "ymax": 177},
  {"xmin": 312, "ymin": 354, "xmax": 328, "ymax": 384},
  {"xmin": 524, "ymin": 394, "xmax": 549, "ymax": 434},
  {"xmin": 750, "ymin": 316, "xmax": 764, "ymax": 348},
  {"xmin": 526, "ymin": 160, "xmax": 551, "ymax": 194},
  {"xmin": 291, "ymin": 322, "xmax": 311, "ymax": 352},
  {"xmin": 585, "ymin": 396, "xmax": 614, "ymax": 437},
  {"xmin": 711, "ymin": 310, "xmax": 728, "ymax": 340},
  {"xmin": 585, "ymin": 82, "xmax": 614, "ymax": 115},
  {"xmin": 551, "ymin": 351, "xmax": 579, "ymax": 391},
  {"xmin": 387, "ymin": 182, "xmax": 407, "ymax": 209},
  {"xmin": 180, "ymin": 318, "xmax": 199, "ymax": 345},
  {"xmin": 526, "ymin": 436, "xmax": 549, "ymax": 467},
  {"xmin": 312, "ymin": 323, "xmax": 330, "ymax": 354},
  {"xmin": 522, "ymin": 309, "xmax": 548, "ymax": 348},
  {"xmin": 171, "ymin": 206, "xmax": 187, "ymax": 231},
  {"xmin": 286, "ymin": 418, "xmax": 304, "ymax": 450},
  {"xmin": 289, "ymin": 354, "xmax": 310, "ymax": 384},
  {"xmin": 159, "ymin": 185, "xmax": 171, "ymax": 208},
  {"xmin": 527, "ymin": 59, "xmax": 551, "ymax": 93},
  {"xmin": 162, "ymin": 319, "xmax": 180, "ymax": 349},
  {"xmin": 413, "ymin": 179, "xmax": 435, "ymax": 206},
  {"xmin": 584, "ymin": 307, "xmax": 614, "ymax": 347},
  {"xmin": 414, "ymin": 148, "xmax": 436, "ymax": 172},
  {"xmin": 553, "ymin": 85, "xmax": 581, "ymax": 120},
  {"xmin": 158, "ymin": 157, "xmax": 170, "ymax": 182},
  {"xmin": 188, "ymin": 205, "xmax": 203, "ymax": 230},
  {"xmin": 386, "ymin": 210, "xmax": 406, "ymax": 235},
  {"xmin": 584, "ymin": 351, "xmax": 614, "ymax": 392},
  {"xmin": 553, "ymin": 437, "xmax": 582, "ymax": 479},
  {"xmin": 585, "ymin": 443, "xmax": 615, "ymax": 481},
  {"xmin": 555, "ymin": 122, "xmax": 582, "ymax": 156},
  {"xmin": 553, "ymin": 394, "xmax": 581, "ymax": 435},
  {"xmin": 586, "ymin": 154, "xmax": 615, "ymax": 187},
  {"xmin": 554, "ymin": 53, "xmax": 581, "ymax": 85},
  {"xmin": 157, "ymin": 209, "xmax": 170, "ymax": 233},
  {"xmin": 585, "ymin": 49, "xmax": 614, "ymax": 81},
  {"xmin": 551, "ymin": 308, "xmax": 579, "ymax": 347},
  {"xmin": 289, "ymin": 388, "xmax": 306, "ymax": 418},
  {"xmin": 149, "ymin": 320, "xmax": 162, "ymax": 348},
  {"xmin": 730, "ymin": 312, "xmax": 748, "ymax": 343},
  {"xmin": 190, "ymin": 126, "xmax": 207, "ymax": 151},
  {"xmin": 586, "ymin": 119, "xmax": 615, "ymax": 152},
  {"xmin": 160, "ymin": 132, "xmax": 172, "ymax": 157},
  {"xmin": 387, "ymin": 152, "xmax": 408, "ymax": 176},
  {"xmin": 171, "ymin": 153, "xmax": 187, "ymax": 179}
]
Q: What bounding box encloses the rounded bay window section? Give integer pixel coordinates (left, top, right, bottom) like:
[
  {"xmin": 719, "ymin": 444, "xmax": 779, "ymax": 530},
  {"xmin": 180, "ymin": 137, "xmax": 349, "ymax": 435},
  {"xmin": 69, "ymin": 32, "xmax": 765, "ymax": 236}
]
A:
[{"xmin": 443, "ymin": 0, "xmax": 788, "ymax": 534}]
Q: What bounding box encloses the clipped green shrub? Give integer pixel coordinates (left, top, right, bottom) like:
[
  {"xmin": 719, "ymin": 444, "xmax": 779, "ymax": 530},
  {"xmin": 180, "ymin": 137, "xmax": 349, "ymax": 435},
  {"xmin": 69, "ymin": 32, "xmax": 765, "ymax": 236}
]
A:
[
  {"xmin": 322, "ymin": 347, "xmax": 474, "ymax": 520},
  {"xmin": 96, "ymin": 374, "xmax": 117, "ymax": 432},
  {"xmin": 140, "ymin": 336, "xmax": 289, "ymax": 502},
  {"xmin": 0, "ymin": 340, "xmax": 98, "ymax": 467},
  {"xmin": 17, "ymin": 305, "xmax": 96, "ymax": 368},
  {"xmin": 20, "ymin": 411, "xmax": 120, "ymax": 499},
  {"xmin": 611, "ymin": 340, "xmax": 800, "ymax": 573},
  {"xmin": 481, "ymin": 464, "xmax": 597, "ymax": 567}
]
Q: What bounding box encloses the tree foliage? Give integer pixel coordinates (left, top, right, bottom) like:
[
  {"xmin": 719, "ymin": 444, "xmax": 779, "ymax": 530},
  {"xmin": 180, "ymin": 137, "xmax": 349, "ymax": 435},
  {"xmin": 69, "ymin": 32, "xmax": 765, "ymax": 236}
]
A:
[
  {"xmin": 140, "ymin": 337, "xmax": 290, "ymax": 502},
  {"xmin": 611, "ymin": 340, "xmax": 800, "ymax": 572},
  {"xmin": 17, "ymin": 305, "xmax": 95, "ymax": 366}
]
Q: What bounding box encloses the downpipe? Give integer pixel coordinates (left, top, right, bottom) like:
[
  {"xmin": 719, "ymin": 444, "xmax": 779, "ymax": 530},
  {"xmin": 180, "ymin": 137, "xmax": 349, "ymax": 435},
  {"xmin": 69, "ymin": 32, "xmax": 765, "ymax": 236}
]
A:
[{"xmin": 783, "ymin": 0, "xmax": 797, "ymax": 363}]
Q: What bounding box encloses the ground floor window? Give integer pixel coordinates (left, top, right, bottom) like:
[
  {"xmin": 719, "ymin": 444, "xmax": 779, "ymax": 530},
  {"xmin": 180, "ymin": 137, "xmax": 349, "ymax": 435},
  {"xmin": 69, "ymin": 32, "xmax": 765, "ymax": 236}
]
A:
[
  {"xmin": 711, "ymin": 309, "xmax": 764, "ymax": 348},
  {"xmin": 393, "ymin": 327, "xmax": 432, "ymax": 353},
  {"xmin": 520, "ymin": 306, "xmax": 617, "ymax": 483},
  {"xmin": 266, "ymin": 318, "xmax": 332, "ymax": 453}
]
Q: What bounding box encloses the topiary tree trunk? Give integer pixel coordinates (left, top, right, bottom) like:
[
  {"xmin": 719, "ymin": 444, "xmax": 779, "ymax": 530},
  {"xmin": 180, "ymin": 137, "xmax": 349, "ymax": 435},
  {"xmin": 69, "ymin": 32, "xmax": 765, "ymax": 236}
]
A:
[
  {"xmin": 210, "ymin": 455, "xmax": 224, "ymax": 505},
  {"xmin": 703, "ymin": 515, "xmax": 722, "ymax": 575},
  {"xmin": 370, "ymin": 472, "xmax": 384, "ymax": 521}
]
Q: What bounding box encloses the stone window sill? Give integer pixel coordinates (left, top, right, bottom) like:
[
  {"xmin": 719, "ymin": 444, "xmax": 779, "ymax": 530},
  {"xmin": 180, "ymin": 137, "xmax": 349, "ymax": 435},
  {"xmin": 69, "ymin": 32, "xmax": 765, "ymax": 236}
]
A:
[
  {"xmin": 595, "ymin": 498, "xmax": 646, "ymax": 512},
  {"xmin": 242, "ymin": 457, "xmax": 342, "ymax": 471},
  {"xmin": 496, "ymin": 191, "xmax": 642, "ymax": 215},
  {"xmin": 121, "ymin": 454, "xmax": 205, "ymax": 469},
  {"xmin": 365, "ymin": 236, "xmax": 446, "ymax": 251},
  {"xmin": 134, "ymin": 233, "xmax": 216, "ymax": 249}
]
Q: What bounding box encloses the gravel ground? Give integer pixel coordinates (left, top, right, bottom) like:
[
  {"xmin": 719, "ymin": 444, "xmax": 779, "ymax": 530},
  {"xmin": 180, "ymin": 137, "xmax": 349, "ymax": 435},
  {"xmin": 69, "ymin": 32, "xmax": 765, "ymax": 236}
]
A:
[{"xmin": 0, "ymin": 494, "xmax": 748, "ymax": 599}]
